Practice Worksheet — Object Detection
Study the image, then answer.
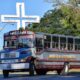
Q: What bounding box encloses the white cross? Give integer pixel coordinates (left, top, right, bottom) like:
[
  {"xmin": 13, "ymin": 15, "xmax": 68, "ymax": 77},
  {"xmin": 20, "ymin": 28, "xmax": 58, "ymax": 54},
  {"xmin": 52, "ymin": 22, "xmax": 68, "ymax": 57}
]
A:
[{"xmin": 1, "ymin": 2, "xmax": 40, "ymax": 30}]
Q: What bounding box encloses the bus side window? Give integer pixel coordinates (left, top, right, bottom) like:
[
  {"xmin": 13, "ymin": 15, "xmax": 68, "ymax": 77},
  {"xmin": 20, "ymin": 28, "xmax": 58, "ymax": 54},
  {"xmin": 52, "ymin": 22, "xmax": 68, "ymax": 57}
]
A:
[
  {"xmin": 11, "ymin": 41, "xmax": 15, "ymax": 46},
  {"xmin": 52, "ymin": 36, "xmax": 58, "ymax": 49},
  {"xmin": 4, "ymin": 41, "xmax": 8, "ymax": 47},
  {"xmin": 60, "ymin": 37, "xmax": 66, "ymax": 50},
  {"xmin": 7, "ymin": 41, "xmax": 9, "ymax": 47},
  {"xmin": 36, "ymin": 38, "xmax": 43, "ymax": 47},
  {"xmin": 44, "ymin": 35, "xmax": 51, "ymax": 48},
  {"xmin": 36, "ymin": 38, "xmax": 43, "ymax": 52},
  {"xmin": 75, "ymin": 39, "xmax": 80, "ymax": 50},
  {"xmin": 68, "ymin": 38, "xmax": 73, "ymax": 50}
]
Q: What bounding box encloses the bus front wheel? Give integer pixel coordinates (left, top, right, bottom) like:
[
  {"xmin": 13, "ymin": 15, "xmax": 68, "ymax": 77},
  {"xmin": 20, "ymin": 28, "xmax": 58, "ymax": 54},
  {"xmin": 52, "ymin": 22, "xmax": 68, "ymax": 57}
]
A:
[
  {"xmin": 36, "ymin": 69, "xmax": 47, "ymax": 75},
  {"xmin": 3, "ymin": 70, "xmax": 9, "ymax": 78},
  {"xmin": 57, "ymin": 69, "xmax": 62, "ymax": 75},
  {"xmin": 29, "ymin": 61, "xmax": 35, "ymax": 76}
]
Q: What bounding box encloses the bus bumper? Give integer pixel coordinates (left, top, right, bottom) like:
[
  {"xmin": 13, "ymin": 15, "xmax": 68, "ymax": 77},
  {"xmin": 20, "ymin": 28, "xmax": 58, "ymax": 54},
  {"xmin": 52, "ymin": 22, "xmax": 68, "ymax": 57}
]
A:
[{"xmin": 0, "ymin": 63, "xmax": 29, "ymax": 70}]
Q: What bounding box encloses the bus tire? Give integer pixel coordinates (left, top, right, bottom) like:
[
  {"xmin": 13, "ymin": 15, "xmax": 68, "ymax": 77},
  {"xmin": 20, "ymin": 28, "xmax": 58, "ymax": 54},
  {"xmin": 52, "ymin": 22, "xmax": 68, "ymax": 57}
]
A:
[
  {"xmin": 36, "ymin": 69, "xmax": 47, "ymax": 75},
  {"xmin": 29, "ymin": 61, "xmax": 35, "ymax": 76},
  {"xmin": 3, "ymin": 70, "xmax": 9, "ymax": 78},
  {"xmin": 57, "ymin": 69, "xmax": 62, "ymax": 75},
  {"xmin": 61, "ymin": 62, "xmax": 69, "ymax": 75}
]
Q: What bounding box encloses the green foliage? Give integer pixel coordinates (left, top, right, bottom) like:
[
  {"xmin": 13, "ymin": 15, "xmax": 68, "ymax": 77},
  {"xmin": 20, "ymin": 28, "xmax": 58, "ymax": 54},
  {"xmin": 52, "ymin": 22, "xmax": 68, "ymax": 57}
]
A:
[
  {"xmin": 69, "ymin": 0, "xmax": 80, "ymax": 7},
  {"xmin": 28, "ymin": 4, "xmax": 80, "ymax": 36},
  {"xmin": 60, "ymin": 5, "xmax": 80, "ymax": 36},
  {"xmin": 19, "ymin": 27, "xmax": 24, "ymax": 31}
]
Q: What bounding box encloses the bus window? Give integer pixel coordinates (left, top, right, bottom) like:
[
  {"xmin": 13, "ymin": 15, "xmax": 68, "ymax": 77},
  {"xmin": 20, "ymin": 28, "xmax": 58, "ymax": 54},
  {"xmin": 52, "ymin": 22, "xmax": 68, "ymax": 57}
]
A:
[
  {"xmin": 4, "ymin": 41, "xmax": 10, "ymax": 47},
  {"xmin": 4, "ymin": 40, "xmax": 17, "ymax": 48},
  {"xmin": 36, "ymin": 38, "xmax": 43, "ymax": 47},
  {"xmin": 18, "ymin": 38, "xmax": 34, "ymax": 48},
  {"xmin": 68, "ymin": 38, "xmax": 73, "ymax": 50},
  {"xmin": 75, "ymin": 39, "xmax": 80, "ymax": 50},
  {"xmin": 52, "ymin": 36, "xmax": 58, "ymax": 49},
  {"xmin": 12, "ymin": 41, "xmax": 15, "ymax": 46},
  {"xmin": 44, "ymin": 35, "xmax": 51, "ymax": 48},
  {"xmin": 36, "ymin": 38, "xmax": 43, "ymax": 52},
  {"xmin": 4, "ymin": 41, "xmax": 8, "ymax": 47},
  {"xmin": 60, "ymin": 37, "xmax": 66, "ymax": 50},
  {"xmin": 11, "ymin": 40, "xmax": 17, "ymax": 47}
]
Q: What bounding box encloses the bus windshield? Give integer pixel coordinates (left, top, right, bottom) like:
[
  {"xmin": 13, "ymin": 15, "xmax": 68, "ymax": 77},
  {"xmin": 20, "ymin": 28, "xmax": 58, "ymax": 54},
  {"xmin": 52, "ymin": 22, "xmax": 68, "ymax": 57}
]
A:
[
  {"xmin": 18, "ymin": 37, "xmax": 34, "ymax": 48},
  {"xmin": 4, "ymin": 35, "xmax": 34, "ymax": 49},
  {"xmin": 4, "ymin": 30, "xmax": 35, "ymax": 49}
]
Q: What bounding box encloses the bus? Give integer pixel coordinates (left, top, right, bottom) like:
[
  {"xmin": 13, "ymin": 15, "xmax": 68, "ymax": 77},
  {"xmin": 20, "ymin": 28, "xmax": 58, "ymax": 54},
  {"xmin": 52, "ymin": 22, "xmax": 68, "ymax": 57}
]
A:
[{"xmin": 0, "ymin": 30, "xmax": 80, "ymax": 77}]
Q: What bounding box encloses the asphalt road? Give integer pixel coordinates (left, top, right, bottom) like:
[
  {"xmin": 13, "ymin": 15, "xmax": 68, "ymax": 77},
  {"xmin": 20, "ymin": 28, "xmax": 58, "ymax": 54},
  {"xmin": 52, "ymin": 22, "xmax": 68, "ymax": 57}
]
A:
[{"xmin": 0, "ymin": 71, "xmax": 80, "ymax": 80}]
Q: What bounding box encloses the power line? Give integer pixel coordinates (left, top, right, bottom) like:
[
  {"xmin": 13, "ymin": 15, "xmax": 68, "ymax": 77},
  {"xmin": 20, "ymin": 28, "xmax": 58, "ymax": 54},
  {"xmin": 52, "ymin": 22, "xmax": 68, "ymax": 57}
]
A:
[{"xmin": 0, "ymin": 23, "xmax": 14, "ymax": 33}]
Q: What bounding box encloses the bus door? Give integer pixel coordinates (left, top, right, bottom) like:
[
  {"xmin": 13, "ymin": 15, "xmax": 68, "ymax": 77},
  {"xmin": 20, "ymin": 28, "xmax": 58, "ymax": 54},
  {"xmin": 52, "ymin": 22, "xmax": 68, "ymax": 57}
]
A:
[{"xmin": 35, "ymin": 34, "xmax": 44, "ymax": 52}]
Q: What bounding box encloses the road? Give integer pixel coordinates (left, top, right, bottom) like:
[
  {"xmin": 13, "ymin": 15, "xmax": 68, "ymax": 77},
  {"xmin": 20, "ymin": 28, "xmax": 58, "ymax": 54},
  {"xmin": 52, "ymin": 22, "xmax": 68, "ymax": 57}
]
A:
[{"xmin": 0, "ymin": 71, "xmax": 80, "ymax": 80}]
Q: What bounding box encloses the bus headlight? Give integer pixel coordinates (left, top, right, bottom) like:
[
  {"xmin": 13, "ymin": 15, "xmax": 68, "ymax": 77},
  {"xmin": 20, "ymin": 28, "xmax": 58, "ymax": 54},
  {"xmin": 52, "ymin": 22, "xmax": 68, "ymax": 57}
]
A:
[{"xmin": 20, "ymin": 59, "xmax": 26, "ymax": 62}]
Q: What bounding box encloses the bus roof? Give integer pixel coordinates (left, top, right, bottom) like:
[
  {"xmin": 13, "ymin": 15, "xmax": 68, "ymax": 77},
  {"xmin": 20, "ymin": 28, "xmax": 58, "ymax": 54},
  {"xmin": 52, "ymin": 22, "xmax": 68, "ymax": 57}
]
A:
[
  {"xmin": 36, "ymin": 32, "xmax": 80, "ymax": 39},
  {"xmin": 4, "ymin": 30, "xmax": 34, "ymax": 36},
  {"xmin": 4, "ymin": 30, "xmax": 80, "ymax": 39}
]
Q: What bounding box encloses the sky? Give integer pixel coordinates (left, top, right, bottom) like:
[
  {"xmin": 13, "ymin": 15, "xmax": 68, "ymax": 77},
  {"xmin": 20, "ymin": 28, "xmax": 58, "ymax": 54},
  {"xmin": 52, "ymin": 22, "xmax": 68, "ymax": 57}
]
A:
[{"xmin": 0, "ymin": 0, "xmax": 53, "ymax": 49}]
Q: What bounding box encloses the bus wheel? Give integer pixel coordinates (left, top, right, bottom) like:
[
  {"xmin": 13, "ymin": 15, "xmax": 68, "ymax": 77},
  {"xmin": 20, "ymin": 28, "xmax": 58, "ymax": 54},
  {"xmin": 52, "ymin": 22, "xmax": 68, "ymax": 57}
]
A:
[
  {"xmin": 3, "ymin": 70, "xmax": 9, "ymax": 78},
  {"xmin": 62, "ymin": 62, "xmax": 69, "ymax": 75},
  {"xmin": 36, "ymin": 69, "xmax": 47, "ymax": 75},
  {"xmin": 57, "ymin": 69, "xmax": 62, "ymax": 75},
  {"xmin": 29, "ymin": 61, "xmax": 35, "ymax": 76}
]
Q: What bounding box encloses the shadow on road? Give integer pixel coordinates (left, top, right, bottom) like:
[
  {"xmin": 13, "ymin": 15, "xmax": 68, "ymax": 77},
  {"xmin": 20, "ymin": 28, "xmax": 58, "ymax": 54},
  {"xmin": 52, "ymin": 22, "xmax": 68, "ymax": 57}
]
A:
[
  {"xmin": 8, "ymin": 72, "xmax": 80, "ymax": 78},
  {"xmin": 0, "ymin": 71, "xmax": 80, "ymax": 79},
  {"xmin": 68, "ymin": 72, "xmax": 80, "ymax": 76}
]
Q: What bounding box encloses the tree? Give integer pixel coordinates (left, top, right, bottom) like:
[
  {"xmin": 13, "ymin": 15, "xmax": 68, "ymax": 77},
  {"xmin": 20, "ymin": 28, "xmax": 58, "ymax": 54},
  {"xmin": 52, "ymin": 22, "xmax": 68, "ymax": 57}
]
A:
[
  {"xmin": 28, "ymin": 1, "xmax": 80, "ymax": 36},
  {"xmin": 60, "ymin": 5, "xmax": 80, "ymax": 36},
  {"xmin": 19, "ymin": 27, "xmax": 24, "ymax": 31},
  {"xmin": 44, "ymin": 0, "xmax": 68, "ymax": 7},
  {"xmin": 45, "ymin": 0, "xmax": 80, "ymax": 7},
  {"xmin": 69, "ymin": 0, "xmax": 80, "ymax": 7}
]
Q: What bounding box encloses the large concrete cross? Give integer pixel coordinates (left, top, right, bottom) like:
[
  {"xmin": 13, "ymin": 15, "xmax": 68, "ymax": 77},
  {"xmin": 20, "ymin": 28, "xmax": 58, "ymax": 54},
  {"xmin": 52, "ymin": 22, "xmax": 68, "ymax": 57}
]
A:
[{"xmin": 1, "ymin": 2, "xmax": 40, "ymax": 30}]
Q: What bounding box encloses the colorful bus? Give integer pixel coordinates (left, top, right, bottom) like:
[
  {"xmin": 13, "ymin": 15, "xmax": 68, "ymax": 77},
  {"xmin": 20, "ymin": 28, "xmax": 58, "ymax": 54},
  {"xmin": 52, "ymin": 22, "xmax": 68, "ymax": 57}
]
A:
[{"xmin": 0, "ymin": 30, "xmax": 80, "ymax": 77}]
